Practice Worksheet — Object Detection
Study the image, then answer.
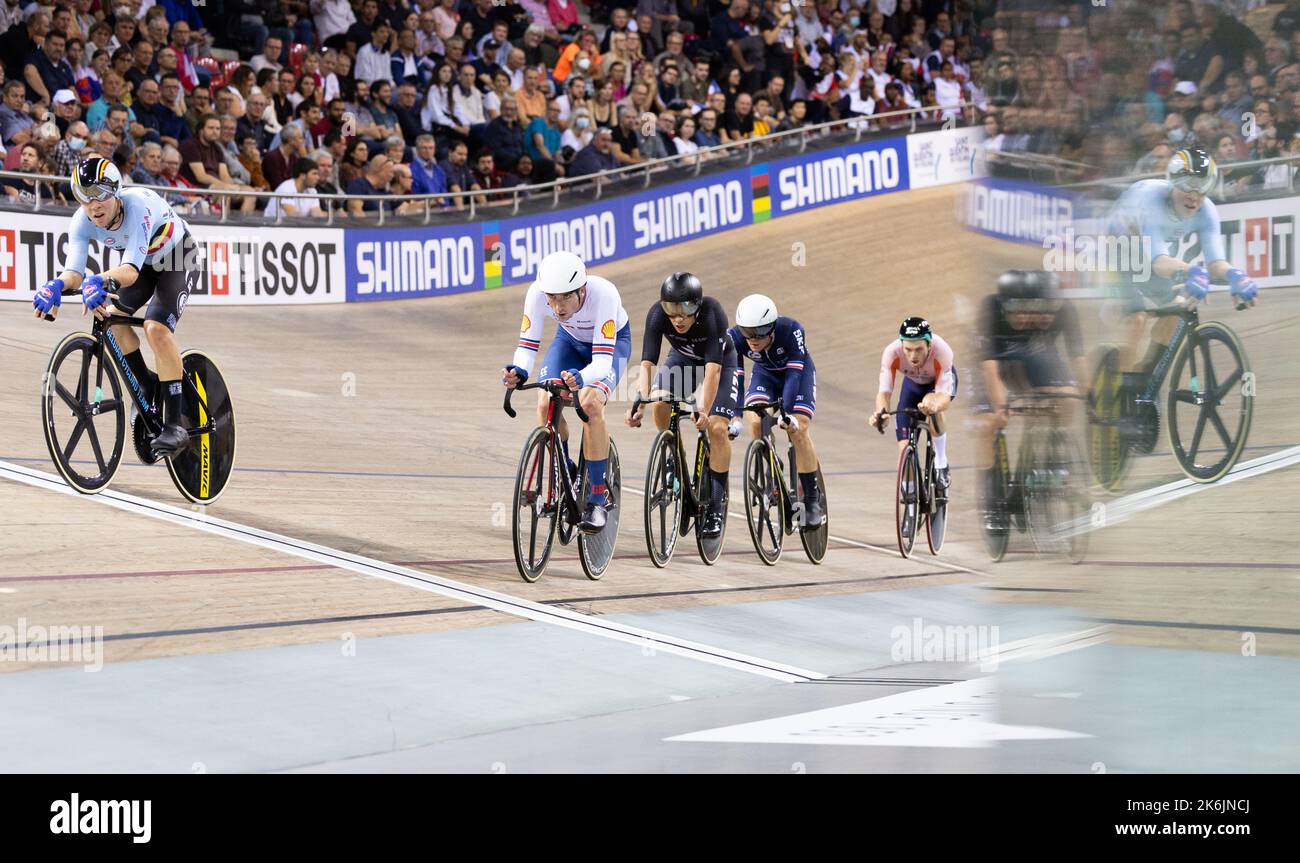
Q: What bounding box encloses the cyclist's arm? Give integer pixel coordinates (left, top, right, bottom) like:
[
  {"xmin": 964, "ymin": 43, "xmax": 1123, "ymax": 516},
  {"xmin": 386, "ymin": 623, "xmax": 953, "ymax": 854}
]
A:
[
  {"xmin": 929, "ymin": 338, "xmax": 956, "ymax": 409},
  {"xmin": 510, "ymin": 285, "xmax": 547, "ymax": 375},
  {"xmin": 779, "ymin": 321, "xmax": 809, "ymax": 408},
  {"xmin": 875, "ymin": 347, "xmax": 897, "ymax": 418},
  {"xmin": 638, "ymin": 360, "xmax": 655, "ymax": 400}
]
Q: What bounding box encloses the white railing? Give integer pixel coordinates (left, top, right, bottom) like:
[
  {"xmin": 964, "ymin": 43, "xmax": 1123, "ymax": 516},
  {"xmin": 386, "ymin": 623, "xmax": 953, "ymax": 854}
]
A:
[{"xmin": 1, "ymin": 101, "xmax": 971, "ymax": 226}]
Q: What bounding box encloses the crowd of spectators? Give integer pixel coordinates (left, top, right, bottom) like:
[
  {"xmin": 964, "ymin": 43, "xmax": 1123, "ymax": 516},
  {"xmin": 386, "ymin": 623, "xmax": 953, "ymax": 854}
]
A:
[
  {"xmin": 983, "ymin": 0, "xmax": 1300, "ymax": 195},
  {"xmin": 0, "ymin": 0, "xmax": 997, "ymax": 216}
]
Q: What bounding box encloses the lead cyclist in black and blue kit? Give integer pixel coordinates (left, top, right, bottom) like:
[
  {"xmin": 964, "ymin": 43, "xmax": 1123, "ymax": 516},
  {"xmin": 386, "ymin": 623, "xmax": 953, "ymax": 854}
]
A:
[
  {"xmin": 31, "ymin": 156, "xmax": 200, "ymax": 455},
  {"xmin": 728, "ymin": 294, "xmax": 825, "ymax": 528},
  {"xmin": 1107, "ymin": 146, "xmax": 1260, "ymax": 387}
]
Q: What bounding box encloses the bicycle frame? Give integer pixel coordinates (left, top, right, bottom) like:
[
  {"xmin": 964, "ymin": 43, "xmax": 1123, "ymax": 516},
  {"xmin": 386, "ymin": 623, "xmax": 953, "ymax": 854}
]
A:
[
  {"xmin": 94, "ymin": 314, "xmax": 218, "ymax": 440},
  {"xmin": 506, "ymin": 380, "xmax": 590, "ymax": 526},
  {"xmin": 1135, "ymin": 304, "xmax": 1197, "ymax": 402},
  {"xmin": 649, "ymin": 395, "xmax": 709, "ymax": 517},
  {"xmin": 746, "ymin": 399, "xmax": 799, "ymax": 526}
]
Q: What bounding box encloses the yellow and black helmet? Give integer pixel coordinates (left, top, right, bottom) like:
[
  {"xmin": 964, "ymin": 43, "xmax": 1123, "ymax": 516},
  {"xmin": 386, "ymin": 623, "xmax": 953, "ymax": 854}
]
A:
[
  {"xmin": 1166, "ymin": 146, "xmax": 1218, "ymax": 194},
  {"xmin": 71, "ymin": 156, "xmax": 122, "ymax": 204}
]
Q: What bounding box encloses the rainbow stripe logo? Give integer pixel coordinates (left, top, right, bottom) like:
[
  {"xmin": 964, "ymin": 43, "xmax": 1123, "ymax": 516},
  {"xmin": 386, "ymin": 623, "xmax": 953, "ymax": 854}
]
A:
[
  {"xmin": 482, "ymin": 221, "xmax": 502, "ymax": 289},
  {"xmin": 750, "ymin": 164, "xmax": 770, "ymax": 223}
]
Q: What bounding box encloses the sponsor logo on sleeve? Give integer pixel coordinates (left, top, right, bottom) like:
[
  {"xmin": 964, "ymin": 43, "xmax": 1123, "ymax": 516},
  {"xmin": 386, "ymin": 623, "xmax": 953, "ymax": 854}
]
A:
[
  {"xmin": 601, "ymin": 319, "xmax": 615, "ymax": 339},
  {"xmin": 521, "ymin": 314, "xmax": 531, "ymax": 332}
]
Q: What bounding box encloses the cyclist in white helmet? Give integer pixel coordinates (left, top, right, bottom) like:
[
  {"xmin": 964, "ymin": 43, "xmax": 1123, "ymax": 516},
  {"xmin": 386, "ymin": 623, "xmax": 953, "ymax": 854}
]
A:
[
  {"xmin": 501, "ymin": 250, "xmax": 632, "ymax": 533},
  {"xmin": 728, "ymin": 294, "xmax": 825, "ymax": 528}
]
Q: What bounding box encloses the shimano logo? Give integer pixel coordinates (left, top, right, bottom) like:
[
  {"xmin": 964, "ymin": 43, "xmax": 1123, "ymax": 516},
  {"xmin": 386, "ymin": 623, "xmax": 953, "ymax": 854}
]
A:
[
  {"xmin": 50, "ymin": 794, "xmax": 151, "ymax": 843},
  {"xmin": 355, "ymin": 237, "xmax": 475, "ymax": 295},
  {"xmin": 631, "ymin": 181, "xmax": 745, "ymax": 248},
  {"xmin": 508, "ymin": 212, "xmax": 617, "ymax": 280},
  {"xmin": 964, "ymin": 185, "xmax": 1073, "ymax": 243},
  {"xmin": 777, "ymin": 148, "xmax": 901, "ymax": 211}
]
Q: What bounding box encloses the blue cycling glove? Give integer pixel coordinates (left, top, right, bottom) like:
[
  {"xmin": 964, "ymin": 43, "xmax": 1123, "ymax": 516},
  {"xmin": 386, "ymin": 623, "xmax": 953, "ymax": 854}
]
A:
[
  {"xmin": 1226, "ymin": 268, "xmax": 1258, "ymax": 305},
  {"xmin": 562, "ymin": 368, "xmax": 585, "ymax": 391},
  {"xmin": 81, "ymin": 274, "xmax": 110, "ymax": 312},
  {"xmin": 34, "ymin": 279, "xmax": 63, "ymax": 317},
  {"xmin": 1181, "ymin": 265, "xmax": 1211, "ymax": 301},
  {"xmin": 503, "ymin": 364, "xmax": 528, "ymax": 386}
]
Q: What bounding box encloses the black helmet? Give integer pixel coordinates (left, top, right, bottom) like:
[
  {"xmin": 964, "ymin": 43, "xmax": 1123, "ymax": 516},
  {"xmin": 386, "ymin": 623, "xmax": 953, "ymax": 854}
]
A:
[
  {"xmin": 1166, "ymin": 146, "xmax": 1218, "ymax": 194},
  {"xmin": 998, "ymin": 270, "xmax": 1061, "ymax": 311},
  {"xmin": 72, "ymin": 156, "xmax": 122, "ymax": 205},
  {"xmin": 899, "ymin": 316, "xmax": 932, "ymax": 342},
  {"xmin": 660, "ymin": 271, "xmax": 703, "ymax": 317},
  {"xmin": 997, "ymin": 270, "xmax": 1059, "ymax": 300}
]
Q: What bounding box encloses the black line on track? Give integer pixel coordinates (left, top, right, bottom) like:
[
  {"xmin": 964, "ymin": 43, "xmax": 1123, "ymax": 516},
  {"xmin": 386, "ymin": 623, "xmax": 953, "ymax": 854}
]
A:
[
  {"xmin": 12, "ymin": 570, "xmax": 959, "ymax": 650},
  {"xmin": 1093, "ymin": 618, "xmax": 1300, "ymax": 637}
]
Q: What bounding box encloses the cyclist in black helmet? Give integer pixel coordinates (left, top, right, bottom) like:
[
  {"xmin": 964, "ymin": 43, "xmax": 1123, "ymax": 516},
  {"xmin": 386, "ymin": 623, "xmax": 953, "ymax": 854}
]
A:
[{"xmin": 627, "ymin": 272, "xmax": 741, "ymax": 539}]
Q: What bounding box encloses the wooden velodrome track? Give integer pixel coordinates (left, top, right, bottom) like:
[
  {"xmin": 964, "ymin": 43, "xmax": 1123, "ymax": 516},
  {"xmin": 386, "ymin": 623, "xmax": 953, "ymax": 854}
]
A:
[{"xmin": 2, "ymin": 184, "xmax": 1297, "ymax": 770}]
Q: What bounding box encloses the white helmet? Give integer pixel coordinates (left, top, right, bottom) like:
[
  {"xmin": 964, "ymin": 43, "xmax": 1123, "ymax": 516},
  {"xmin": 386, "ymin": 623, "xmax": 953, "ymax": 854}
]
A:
[
  {"xmin": 735, "ymin": 293, "xmax": 778, "ymax": 338},
  {"xmin": 533, "ymin": 250, "xmax": 587, "ymax": 295}
]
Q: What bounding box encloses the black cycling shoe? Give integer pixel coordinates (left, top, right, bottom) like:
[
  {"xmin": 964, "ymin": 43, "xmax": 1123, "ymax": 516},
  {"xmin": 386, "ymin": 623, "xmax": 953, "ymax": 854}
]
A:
[
  {"xmin": 579, "ymin": 501, "xmax": 607, "ymax": 534},
  {"xmin": 802, "ymin": 498, "xmax": 825, "ymax": 529},
  {"xmin": 151, "ymin": 423, "xmax": 191, "ymax": 457},
  {"xmin": 936, "ymin": 467, "xmax": 951, "ymax": 501},
  {"xmin": 701, "ymin": 506, "xmax": 725, "ymax": 538}
]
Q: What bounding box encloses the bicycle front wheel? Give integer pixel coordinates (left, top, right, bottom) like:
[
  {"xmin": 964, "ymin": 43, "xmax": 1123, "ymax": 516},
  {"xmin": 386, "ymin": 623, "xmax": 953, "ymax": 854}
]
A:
[
  {"xmin": 896, "ymin": 444, "xmax": 921, "ymax": 558},
  {"xmin": 512, "ymin": 426, "xmax": 559, "ymax": 582},
  {"xmin": 42, "ymin": 333, "xmax": 125, "ymax": 494},
  {"xmin": 643, "ymin": 430, "xmax": 681, "ymax": 568},
  {"xmin": 1167, "ymin": 322, "xmax": 1253, "ymax": 483},
  {"xmin": 743, "ymin": 438, "xmax": 783, "ymax": 565},
  {"xmin": 981, "ymin": 432, "xmax": 1011, "ymax": 562}
]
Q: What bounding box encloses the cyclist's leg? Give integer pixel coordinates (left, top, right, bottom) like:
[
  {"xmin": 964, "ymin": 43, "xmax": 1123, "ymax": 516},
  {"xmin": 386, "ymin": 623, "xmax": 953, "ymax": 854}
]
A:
[
  {"xmin": 786, "ymin": 368, "xmax": 820, "ymax": 497},
  {"xmin": 743, "ymin": 365, "xmax": 779, "ymax": 439},
  {"xmin": 703, "ymin": 362, "xmax": 741, "ymax": 515},
  {"xmin": 895, "ymin": 377, "xmax": 924, "ymax": 457},
  {"xmin": 105, "ymin": 277, "xmax": 157, "ymax": 395},
  {"xmin": 576, "ymin": 324, "xmax": 632, "ymax": 505},
  {"xmin": 536, "ymin": 333, "xmax": 585, "ymax": 465},
  {"xmin": 139, "ymin": 260, "xmax": 195, "ymax": 446}
]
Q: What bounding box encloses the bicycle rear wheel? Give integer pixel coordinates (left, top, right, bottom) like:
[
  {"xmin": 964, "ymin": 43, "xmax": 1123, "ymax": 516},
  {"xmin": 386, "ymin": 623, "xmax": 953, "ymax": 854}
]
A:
[
  {"xmin": 164, "ymin": 350, "xmax": 237, "ymax": 505},
  {"xmin": 643, "ymin": 430, "xmax": 681, "ymax": 568},
  {"xmin": 896, "ymin": 445, "xmax": 920, "ymax": 558},
  {"xmin": 1088, "ymin": 346, "xmax": 1129, "ymax": 491},
  {"xmin": 797, "ymin": 464, "xmax": 829, "ymax": 564},
  {"xmin": 579, "ymin": 438, "xmax": 621, "ymax": 580},
  {"xmin": 512, "ymin": 426, "xmax": 559, "ymax": 582},
  {"xmin": 41, "ymin": 333, "xmax": 125, "ymax": 494},
  {"xmin": 743, "ymin": 437, "xmax": 783, "ymax": 565},
  {"xmin": 924, "ymin": 442, "xmax": 947, "ymax": 555},
  {"xmin": 695, "ymin": 439, "xmax": 726, "ymax": 565},
  {"xmin": 1053, "ymin": 428, "xmax": 1090, "ymax": 564},
  {"xmin": 1167, "ymin": 322, "xmax": 1253, "ymax": 483}
]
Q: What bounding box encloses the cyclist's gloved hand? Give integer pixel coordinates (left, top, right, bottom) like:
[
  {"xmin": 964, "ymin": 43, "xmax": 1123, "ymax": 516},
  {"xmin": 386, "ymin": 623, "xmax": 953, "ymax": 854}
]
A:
[
  {"xmin": 34, "ymin": 278, "xmax": 63, "ymax": 318},
  {"xmin": 502, "ymin": 364, "xmax": 528, "ymax": 388},
  {"xmin": 1182, "ymin": 265, "xmax": 1211, "ymax": 301},
  {"xmin": 561, "ymin": 368, "xmax": 584, "ymax": 391},
  {"xmin": 779, "ymin": 413, "xmax": 800, "ymax": 432},
  {"xmin": 81, "ymin": 274, "xmax": 111, "ymax": 313},
  {"xmin": 1226, "ymin": 267, "xmax": 1258, "ymax": 307}
]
